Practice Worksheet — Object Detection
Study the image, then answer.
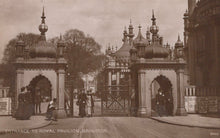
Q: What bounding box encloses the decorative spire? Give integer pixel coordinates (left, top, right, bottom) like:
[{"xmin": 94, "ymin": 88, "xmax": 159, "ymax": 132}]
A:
[
  {"xmin": 150, "ymin": 10, "xmax": 159, "ymax": 44},
  {"xmin": 38, "ymin": 6, "xmax": 48, "ymax": 41},
  {"xmin": 137, "ymin": 25, "xmax": 143, "ymax": 40},
  {"xmin": 42, "ymin": 6, "xmax": 46, "ymax": 23},
  {"xmin": 152, "ymin": 10, "xmax": 156, "ymax": 25},
  {"xmin": 175, "ymin": 34, "xmax": 183, "ymax": 47},
  {"xmin": 127, "ymin": 19, "xmax": 134, "ymax": 45}
]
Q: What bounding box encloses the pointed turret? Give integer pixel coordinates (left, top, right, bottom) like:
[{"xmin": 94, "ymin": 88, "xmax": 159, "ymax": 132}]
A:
[
  {"xmin": 127, "ymin": 19, "xmax": 134, "ymax": 45},
  {"xmin": 175, "ymin": 34, "xmax": 184, "ymax": 48}
]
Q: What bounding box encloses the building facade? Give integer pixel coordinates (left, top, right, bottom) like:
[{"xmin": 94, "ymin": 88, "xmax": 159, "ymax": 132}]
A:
[{"xmin": 183, "ymin": 0, "xmax": 220, "ymax": 114}]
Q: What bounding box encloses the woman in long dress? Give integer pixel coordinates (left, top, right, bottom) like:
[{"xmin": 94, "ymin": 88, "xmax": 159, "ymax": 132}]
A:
[
  {"xmin": 78, "ymin": 90, "xmax": 87, "ymax": 117},
  {"xmin": 14, "ymin": 87, "xmax": 26, "ymax": 119}
]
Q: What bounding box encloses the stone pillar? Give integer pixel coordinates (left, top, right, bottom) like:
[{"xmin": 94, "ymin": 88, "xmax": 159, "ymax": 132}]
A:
[
  {"xmin": 57, "ymin": 69, "xmax": 66, "ymax": 118},
  {"xmin": 15, "ymin": 69, "xmax": 24, "ymax": 108},
  {"xmin": 108, "ymin": 71, "xmax": 112, "ymax": 93},
  {"xmin": 137, "ymin": 69, "xmax": 148, "ymax": 117},
  {"xmin": 108, "ymin": 71, "xmax": 112, "ymax": 86},
  {"xmin": 176, "ymin": 68, "xmax": 187, "ymax": 116}
]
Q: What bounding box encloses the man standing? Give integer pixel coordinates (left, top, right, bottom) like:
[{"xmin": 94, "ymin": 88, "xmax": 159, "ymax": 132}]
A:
[{"xmin": 35, "ymin": 88, "xmax": 41, "ymax": 114}]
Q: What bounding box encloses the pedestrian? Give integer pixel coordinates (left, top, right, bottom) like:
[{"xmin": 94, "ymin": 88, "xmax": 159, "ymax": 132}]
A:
[
  {"xmin": 14, "ymin": 87, "xmax": 26, "ymax": 119},
  {"xmin": 35, "ymin": 87, "xmax": 42, "ymax": 114},
  {"xmin": 23, "ymin": 86, "xmax": 34, "ymax": 119},
  {"xmin": 78, "ymin": 89, "xmax": 87, "ymax": 117},
  {"xmin": 87, "ymin": 90, "xmax": 94, "ymax": 117},
  {"xmin": 46, "ymin": 98, "xmax": 57, "ymax": 121}
]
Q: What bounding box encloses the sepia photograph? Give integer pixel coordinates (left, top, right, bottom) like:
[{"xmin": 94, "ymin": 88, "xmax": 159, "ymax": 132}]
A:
[{"xmin": 0, "ymin": 0, "xmax": 220, "ymax": 137}]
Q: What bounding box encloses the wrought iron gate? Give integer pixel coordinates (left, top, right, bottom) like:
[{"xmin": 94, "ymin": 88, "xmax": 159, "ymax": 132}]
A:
[{"xmin": 101, "ymin": 85, "xmax": 130, "ymax": 116}]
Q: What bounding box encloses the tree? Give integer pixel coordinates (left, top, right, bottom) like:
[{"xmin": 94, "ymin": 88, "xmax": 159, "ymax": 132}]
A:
[{"xmin": 57, "ymin": 29, "xmax": 105, "ymax": 90}]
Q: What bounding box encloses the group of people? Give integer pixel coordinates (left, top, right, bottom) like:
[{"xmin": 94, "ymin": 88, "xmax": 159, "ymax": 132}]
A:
[
  {"xmin": 77, "ymin": 89, "xmax": 94, "ymax": 117},
  {"xmin": 14, "ymin": 86, "xmax": 94, "ymax": 120},
  {"xmin": 13, "ymin": 85, "xmax": 57, "ymax": 121}
]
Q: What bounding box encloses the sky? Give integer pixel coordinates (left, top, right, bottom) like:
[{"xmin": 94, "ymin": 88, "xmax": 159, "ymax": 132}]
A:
[{"xmin": 0, "ymin": 0, "xmax": 187, "ymax": 60}]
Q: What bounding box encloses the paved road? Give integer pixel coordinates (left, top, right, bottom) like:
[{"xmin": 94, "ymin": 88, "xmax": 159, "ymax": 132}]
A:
[{"xmin": 1, "ymin": 117, "xmax": 220, "ymax": 138}]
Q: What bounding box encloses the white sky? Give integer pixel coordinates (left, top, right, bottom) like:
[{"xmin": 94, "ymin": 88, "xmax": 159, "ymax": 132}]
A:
[{"xmin": 0, "ymin": 0, "xmax": 187, "ymax": 60}]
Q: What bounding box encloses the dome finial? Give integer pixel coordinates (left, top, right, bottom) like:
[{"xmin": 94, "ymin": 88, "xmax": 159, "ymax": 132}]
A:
[
  {"xmin": 178, "ymin": 34, "xmax": 180, "ymax": 41},
  {"xmin": 41, "ymin": 6, "xmax": 46, "ymax": 23},
  {"xmin": 138, "ymin": 24, "xmax": 141, "ymax": 30},
  {"xmin": 39, "ymin": 6, "xmax": 48, "ymax": 41},
  {"xmin": 150, "ymin": 10, "xmax": 159, "ymax": 43}
]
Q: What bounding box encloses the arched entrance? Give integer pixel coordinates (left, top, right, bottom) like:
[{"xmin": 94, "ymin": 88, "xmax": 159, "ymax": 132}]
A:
[
  {"xmin": 151, "ymin": 75, "xmax": 173, "ymax": 116},
  {"xmin": 29, "ymin": 75, "xmax": 52, "ymax": 114}
]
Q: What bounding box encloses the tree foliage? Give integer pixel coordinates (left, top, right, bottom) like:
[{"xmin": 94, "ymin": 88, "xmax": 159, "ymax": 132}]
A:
[{"xmin": 58, "ymin": 29, "xmax": 105, "ymax": 89}]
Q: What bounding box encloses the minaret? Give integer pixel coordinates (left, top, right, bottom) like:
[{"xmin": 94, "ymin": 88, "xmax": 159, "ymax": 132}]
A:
[
  {"xmin": 38, "ymin": 7, "xmax": 48, "ymax": 41},
  {"xmin": 127, "ymin": 19, "xmax": 134, "ymax": 45},
  {"xmin": 150, "ymin": 10, "xmax": 159, "ymax": 44}
]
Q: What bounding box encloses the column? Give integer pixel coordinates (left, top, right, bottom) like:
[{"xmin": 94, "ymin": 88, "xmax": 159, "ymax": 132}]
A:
[
  {"xmin": 108, "ymin": 71, "xmax": 112, "ymax": 86},
  {"xmin": 57, "ymin": 69, "xmax": 66, "ymax": 118},
  {"xmin": 176, "ymin": 68, "xmax": 187, "ymax": 116},
  {"xmin": 108, "ymin": 71, "xmax": 112, "ymax": 93},
  {"xmin": 15, "ymin": 69, "xmax": 24, "ymax": 108},
  {"xmin": 116, "ymin": 71, "xmax": 120, "ymax": 85},
  {"xmin": 137, "ymin": 69, "xmax": 148, "ymax": 117}
]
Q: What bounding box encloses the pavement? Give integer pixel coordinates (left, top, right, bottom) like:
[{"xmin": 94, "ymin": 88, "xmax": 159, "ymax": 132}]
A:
[
  {"xmin": 151, "ymin": 114, "xmax": 220, "ymax": 129},
  {"xmin": 2, "ymin": 117, "xmax": 220, "ymax": 138},
  {"xmin": 0, "ymin": 115, "xmax": 52, "ymax": 133}
]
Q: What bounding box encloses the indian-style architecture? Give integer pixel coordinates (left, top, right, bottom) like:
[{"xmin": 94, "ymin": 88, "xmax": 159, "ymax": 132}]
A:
[
  {"xmin": 13, "ymin": 8, "xmax": 67, "ymax": 118},
  {"xmin": 100, "ymin": 11, "xmax": 188, "ymax": 117},
  {"xmin": 183, "ymin": 0, "xmax": 220, "ymax": 114}
]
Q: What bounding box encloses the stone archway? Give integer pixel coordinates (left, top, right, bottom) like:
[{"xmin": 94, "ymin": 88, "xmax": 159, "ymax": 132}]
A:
[
  {"xmin": 150, "ymin": 75, "xmax": 173, "ymax": 116},
  {"xmin": 28, "ymin": 75, "xmax": 52, "ymax": 114}
]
